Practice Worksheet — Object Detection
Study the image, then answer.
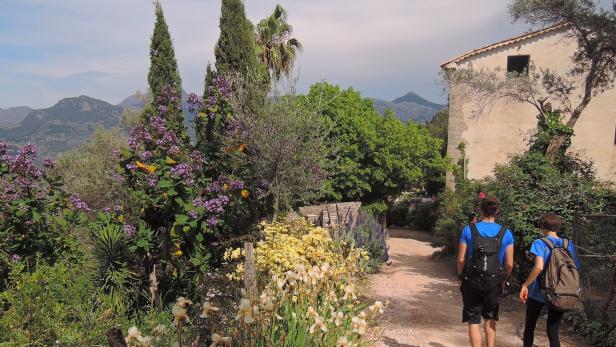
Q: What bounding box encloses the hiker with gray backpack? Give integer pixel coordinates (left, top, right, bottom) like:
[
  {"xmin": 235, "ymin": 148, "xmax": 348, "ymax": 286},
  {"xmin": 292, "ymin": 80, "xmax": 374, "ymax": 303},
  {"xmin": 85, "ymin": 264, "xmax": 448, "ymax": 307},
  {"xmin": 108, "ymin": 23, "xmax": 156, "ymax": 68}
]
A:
[{"xmin": 519, "ymin": 212, "xmax": 582, "ymax": 347}]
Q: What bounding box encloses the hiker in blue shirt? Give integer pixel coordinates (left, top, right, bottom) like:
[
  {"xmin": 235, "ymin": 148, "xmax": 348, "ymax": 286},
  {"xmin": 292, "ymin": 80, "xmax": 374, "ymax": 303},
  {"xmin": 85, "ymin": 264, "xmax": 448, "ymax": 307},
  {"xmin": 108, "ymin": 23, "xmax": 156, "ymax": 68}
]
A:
[
  {"xmin": 519, "ymin": 213, "xmax": 582, "ymax": 347},
  {"xmin": 457, "ymin": 196, "xmax": 514, "ymax": 347}
]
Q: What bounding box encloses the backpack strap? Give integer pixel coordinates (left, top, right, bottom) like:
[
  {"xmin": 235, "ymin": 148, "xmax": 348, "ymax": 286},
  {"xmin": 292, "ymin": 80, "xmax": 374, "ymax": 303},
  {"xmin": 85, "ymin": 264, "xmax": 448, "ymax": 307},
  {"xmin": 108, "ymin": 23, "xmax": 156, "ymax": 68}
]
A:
[
  {"xmin": 541, "ymin": 237, "xmax": 556, "ymax": 250},
  {"xmin": 469, "ymin": 223, "xmax": 480, "ymax": 240},
  {"xmin": 563, "ymin": 238, "xmax": 570, "ymax": 250},
  {"xmin": 496, "ymin": 225, "xmax": 507, "ymax": 251}
]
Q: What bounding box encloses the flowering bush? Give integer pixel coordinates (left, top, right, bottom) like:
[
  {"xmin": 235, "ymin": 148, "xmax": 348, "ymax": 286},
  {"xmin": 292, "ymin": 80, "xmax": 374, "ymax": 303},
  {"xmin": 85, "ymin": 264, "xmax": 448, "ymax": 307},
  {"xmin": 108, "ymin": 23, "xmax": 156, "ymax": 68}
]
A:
[
  {"xmin": 121, "ymin": 220, "xmax": 384, "ymax": 347},
  {"xmin": 0, "ymin": 142, "xmax": 87, "ymax": 288},
  {"xmin": 225, "ymin": 219, "xmax": 369, "ymax": 281},
  {"xmin": 98, "ymin": 84, "xmax": 249, "ymax": 305}
]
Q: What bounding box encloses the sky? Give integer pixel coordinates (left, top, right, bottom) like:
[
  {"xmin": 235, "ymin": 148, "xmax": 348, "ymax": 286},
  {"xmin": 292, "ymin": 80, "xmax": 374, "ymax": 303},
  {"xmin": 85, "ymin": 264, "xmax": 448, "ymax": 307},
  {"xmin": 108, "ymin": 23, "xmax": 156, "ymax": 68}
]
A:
[{"xmin": 0, "ymin": 0, "xmax": 531, "ymax": 109}]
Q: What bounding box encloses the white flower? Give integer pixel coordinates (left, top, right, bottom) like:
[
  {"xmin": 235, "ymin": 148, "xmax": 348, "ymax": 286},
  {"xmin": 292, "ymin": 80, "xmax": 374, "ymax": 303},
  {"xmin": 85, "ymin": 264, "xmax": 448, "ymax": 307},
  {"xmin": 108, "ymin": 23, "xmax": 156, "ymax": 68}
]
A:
[
  {"xmin": 342, "ymin": 285, "xmax": 357, "ymax": 301},
  {"xmin": 306, "ymin": 306, "xmax": 317, "ymax": 318},
  {"xmin": 369, "ymin": 301, "xmax": 385, "ymax": 314},
  {"xmin": 309, "ymin": 314, "xmax": 328, "ymax": 334},
  {"xmin": 172, "ymin": 297, "xmax": 193, "ymax": 327},
  {"xmin": 351, "ymin": 316, "xmax": 367, "ymax": 335},
  {"xmin": 336, "ymin": 336, "xmax": 357, "ymax": 347},
  {"xmin": 235, "ymin": 298, "xmax": 254, "ymax": 324},
  {"xmin": 200, "ymin": 301, "xmax": 220, "ymax": 318},
  {"xmin": 330, "ymin": 311, "xmax": 344, "ymax": 326}
]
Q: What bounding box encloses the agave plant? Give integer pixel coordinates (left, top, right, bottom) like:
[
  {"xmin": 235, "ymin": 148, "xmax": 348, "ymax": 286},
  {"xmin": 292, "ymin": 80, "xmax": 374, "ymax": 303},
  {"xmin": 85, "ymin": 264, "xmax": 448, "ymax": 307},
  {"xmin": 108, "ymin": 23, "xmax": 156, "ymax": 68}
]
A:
[{"xmin": 90, "ymin": 215, "xmax": 139, "ymax": 312}]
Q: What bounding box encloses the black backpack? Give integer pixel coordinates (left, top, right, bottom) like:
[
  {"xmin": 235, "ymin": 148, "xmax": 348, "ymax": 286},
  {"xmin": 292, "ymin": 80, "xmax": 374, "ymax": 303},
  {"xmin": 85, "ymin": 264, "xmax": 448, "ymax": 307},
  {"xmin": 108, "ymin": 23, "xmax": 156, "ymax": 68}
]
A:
[{"xmin": 465, "ymin": 223, "xmax": 508, "ymax": 291}]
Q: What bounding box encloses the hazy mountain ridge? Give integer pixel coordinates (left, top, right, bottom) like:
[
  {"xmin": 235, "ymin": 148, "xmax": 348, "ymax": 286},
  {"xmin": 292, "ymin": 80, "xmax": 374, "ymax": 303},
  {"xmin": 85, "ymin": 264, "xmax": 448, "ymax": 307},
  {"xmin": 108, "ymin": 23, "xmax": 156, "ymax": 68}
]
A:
[
  {"xmin": 0, "ymin": 91, "xmax": 442, "ymax": 158},
  {"xmin": 0, "ymin": 106, "xmax": 34, "ymax": 127},
  {"xmin": 372, "ymin": 92, "xmax": 446, "ymax": 124},
  {"xmin": 0, "ymin": 96, "xmax": 123, "ymax": 158}
]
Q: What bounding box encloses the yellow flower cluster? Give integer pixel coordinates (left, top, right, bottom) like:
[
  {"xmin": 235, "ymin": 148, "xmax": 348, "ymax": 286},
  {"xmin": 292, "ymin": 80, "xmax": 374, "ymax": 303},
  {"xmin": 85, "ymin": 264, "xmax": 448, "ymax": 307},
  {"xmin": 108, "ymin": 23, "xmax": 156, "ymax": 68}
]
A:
[{"xmin": 225, "ymin": 219, "xmax": 366, "ymax": 280}]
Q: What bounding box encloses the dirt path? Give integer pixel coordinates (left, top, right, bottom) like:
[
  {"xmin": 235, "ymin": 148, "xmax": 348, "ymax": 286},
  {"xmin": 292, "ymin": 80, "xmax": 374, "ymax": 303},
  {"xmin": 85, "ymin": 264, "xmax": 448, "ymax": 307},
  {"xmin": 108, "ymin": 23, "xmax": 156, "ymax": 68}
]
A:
[{"xmin": 368, "ymin": 228, "xmax": 586, "ymax": 347}]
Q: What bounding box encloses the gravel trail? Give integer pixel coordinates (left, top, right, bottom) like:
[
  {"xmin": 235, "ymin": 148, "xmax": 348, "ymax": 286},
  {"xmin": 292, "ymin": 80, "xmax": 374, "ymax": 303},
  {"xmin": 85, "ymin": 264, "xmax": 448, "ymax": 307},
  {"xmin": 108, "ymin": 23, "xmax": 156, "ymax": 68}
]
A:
[{"xmin": 368, "ymin": 228, "xmax": 586, "ymax": 347}]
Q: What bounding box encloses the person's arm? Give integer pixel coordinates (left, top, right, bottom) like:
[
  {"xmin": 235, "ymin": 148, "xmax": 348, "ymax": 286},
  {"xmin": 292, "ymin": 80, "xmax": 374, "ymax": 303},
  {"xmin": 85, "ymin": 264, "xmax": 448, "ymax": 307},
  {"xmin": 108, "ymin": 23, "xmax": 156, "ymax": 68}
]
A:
[
  {"xmin": 504, "ymin": 244, "xmax": 514, "ymax": 276},
  {"xmin": 519, "ymin": 256, "xmax": 544, "ymax": 303},
  {"xmin": 457, "ymin": 242, "xmax": 467, "ymax": 277}
]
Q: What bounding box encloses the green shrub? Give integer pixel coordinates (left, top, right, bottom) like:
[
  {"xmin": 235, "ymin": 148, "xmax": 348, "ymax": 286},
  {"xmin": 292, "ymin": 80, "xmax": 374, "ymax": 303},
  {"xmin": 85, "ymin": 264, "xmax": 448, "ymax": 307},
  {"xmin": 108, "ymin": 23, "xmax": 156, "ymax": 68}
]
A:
[
  {"xmin": 332, "ymin": 212, "xmax": 389, "ymax": 273},
  {"xmin": 387, "ymin": 203, "xmax": 409, "ymax": 227},
  {"xmin": 0, "ymin": 261, "xmax": 128, "ymax": 346},
  {"xmin": 408, "ymin": 200, "xmax": 440, "ymax": 231}
]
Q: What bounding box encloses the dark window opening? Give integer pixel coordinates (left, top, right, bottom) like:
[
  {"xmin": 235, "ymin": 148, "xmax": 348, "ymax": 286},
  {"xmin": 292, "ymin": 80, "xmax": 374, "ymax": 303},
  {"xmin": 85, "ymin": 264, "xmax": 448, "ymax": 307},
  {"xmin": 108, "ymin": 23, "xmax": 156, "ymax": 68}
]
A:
[{"xmin": 507, "ymin": 55, "xmax": 530, "ymax": 75}]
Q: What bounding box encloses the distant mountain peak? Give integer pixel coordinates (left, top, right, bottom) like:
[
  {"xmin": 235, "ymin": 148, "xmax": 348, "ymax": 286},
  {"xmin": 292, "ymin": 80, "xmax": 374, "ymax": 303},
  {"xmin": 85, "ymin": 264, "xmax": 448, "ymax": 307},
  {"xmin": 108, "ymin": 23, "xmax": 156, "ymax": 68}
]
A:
[
  {"xmin": 372, "ymin": 91, "xmax": 446, "ymax": 124},
  {"xmin": 391, "ymin": 92, "xmax": 445, "ymax": 110}
]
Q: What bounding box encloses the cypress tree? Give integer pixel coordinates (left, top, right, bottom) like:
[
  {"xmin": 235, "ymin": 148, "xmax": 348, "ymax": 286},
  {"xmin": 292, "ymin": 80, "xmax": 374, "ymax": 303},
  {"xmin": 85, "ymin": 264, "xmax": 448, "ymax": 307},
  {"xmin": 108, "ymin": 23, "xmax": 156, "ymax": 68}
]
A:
[
  {"xmin": 146, "ymin": 1, "xmax": 185, "ymax": 135},
  {"xmin": 214, "ymin": 0, "xmax": 260, "ymax": 76}
]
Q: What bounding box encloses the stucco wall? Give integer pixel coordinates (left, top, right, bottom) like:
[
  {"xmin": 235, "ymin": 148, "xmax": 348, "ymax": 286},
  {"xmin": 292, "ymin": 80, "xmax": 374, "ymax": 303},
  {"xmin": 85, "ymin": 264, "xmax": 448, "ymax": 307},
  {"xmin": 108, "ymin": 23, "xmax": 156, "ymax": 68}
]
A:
[{"xmin": 445, "ymin": 29, "xmax": 616, "ymax": 183}]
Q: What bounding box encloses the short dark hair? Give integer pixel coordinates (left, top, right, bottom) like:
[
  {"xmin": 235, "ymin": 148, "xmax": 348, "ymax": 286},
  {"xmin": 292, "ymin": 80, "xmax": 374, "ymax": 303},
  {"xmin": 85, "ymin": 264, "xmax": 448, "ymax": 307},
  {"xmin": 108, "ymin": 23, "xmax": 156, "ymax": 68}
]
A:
[
  {"xmin": 539, "ymin": 213, "xmax": 561, "ymax": 231},
  {"xmin": 479, "ymin": 197, "xmax": 500, "ymax": 217}
]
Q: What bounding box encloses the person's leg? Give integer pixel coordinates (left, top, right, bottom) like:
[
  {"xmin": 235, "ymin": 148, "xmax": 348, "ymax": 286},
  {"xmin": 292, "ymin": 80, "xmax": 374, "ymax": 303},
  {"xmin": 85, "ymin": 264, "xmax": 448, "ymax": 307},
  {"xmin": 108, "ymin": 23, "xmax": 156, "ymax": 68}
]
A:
[
  {"xmin": 481, "ymin": 286, "xmax": 501, "ymax": 347},
  {"xmin": 484, "ymin": 319, "xmax": 496, "ymax": 347},
  {"xmin": 523, "ymin": 298, "xmax": 544, "ymax": 347},
  {"xmin": 461, "ymin": 282, "xmax": 483, "ymax": 347},
  {"xmin": 546, "ymin": 305, "xmax": 565, "ymax": 347},
  {"xmin": 468, "ymin": 323, "xmax": 482, "ymax": 347}
]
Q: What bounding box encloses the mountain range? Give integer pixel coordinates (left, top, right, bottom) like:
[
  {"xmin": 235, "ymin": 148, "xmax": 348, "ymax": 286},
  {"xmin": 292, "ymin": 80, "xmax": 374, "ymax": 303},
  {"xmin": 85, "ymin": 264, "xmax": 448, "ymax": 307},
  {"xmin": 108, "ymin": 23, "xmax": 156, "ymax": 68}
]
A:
[
  {"xmin": 0, "ymin": 91, "xmax": 446, "ymax": 158},
  {"xmin": 372, "ymin": 92, "xmax": 446, "ymax": 124}
]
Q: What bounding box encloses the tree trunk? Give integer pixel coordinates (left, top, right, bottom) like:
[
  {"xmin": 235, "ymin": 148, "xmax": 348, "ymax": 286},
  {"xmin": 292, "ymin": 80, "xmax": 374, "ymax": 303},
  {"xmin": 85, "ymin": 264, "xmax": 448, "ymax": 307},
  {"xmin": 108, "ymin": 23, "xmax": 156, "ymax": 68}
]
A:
[{"xmin": 545, "ymin": 134, "xmax": 569, "ymax": 160}]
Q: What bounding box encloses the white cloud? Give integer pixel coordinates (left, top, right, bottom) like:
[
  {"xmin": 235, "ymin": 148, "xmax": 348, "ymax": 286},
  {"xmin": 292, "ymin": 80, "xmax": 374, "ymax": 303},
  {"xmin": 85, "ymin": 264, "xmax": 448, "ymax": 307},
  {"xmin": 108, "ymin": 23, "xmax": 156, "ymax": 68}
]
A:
[{"xmin": 0, "ymin": 0, "xmax": 528, "ymax": 108}]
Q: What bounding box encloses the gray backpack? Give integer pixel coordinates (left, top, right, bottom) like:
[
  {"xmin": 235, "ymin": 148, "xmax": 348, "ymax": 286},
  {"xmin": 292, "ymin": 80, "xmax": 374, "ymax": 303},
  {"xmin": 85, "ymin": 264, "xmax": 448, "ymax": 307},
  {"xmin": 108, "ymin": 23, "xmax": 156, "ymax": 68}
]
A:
[{"xmin": 540, "ymin": 238, "xmax": 581, "ymax": 311}]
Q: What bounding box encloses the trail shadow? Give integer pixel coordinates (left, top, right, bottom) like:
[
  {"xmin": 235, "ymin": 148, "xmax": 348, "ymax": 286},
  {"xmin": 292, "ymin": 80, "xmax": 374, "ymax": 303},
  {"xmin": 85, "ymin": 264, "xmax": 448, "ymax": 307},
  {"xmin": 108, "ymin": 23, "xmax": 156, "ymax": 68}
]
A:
[
  {"xmin": 380, "ymin": 336, "xmax": 420, "ymax": 347},
  {"xmin": 387, "ymin": 228, "xmax": 433, "ymax": 242}
]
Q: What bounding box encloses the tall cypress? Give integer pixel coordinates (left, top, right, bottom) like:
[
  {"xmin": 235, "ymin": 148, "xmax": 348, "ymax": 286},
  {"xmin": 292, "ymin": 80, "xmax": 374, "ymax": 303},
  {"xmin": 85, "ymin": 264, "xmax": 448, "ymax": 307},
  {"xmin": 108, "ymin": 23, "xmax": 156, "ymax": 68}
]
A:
[
  {"xmin": 146, "ymin": 1, "xmax": 185, "ymax": 135},
  {"xmin": 214, "ymin": 0, "xmax": 260, "ymax": 76}
]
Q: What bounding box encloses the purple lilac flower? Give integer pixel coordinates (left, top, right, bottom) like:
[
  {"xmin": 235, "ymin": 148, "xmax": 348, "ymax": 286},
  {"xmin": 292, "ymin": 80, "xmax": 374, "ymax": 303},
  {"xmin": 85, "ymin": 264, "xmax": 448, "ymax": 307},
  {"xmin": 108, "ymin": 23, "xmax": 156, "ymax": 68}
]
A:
[
  {"xmin": 192, "ymin": 198, "xmax": 205, "ymax": 208},
  {"xmin": 156, "ymin": 131, "xmax": 178, "ymax": 148},
  {"xmin": 170, "ymin": 163, "xmax": 192, "ymax": 178},
  {"xmin": 157, "ymin": 104, "xmax": 168, "ymax": 115},
  {"xmin": 204, "ymin": 195, "xmax": 229, "ymax": 213},
  {"xmin": 113, "ymin": 203, "xmax": 122, "ymax": 213},
  {"xmin": 139, "ymin": 151, "xmax": 153, "ymax": 162},
  {"xmin": 206, "ymin": 217, "xmax": 218, "ymax": 226},
  {"xmin": 123, "ymin": 224, "xmax": 137, "ymax": 237},
  {"xmin": 207, "ymin": 181, "xmax": 222, "ymax": 193},
  {"xmin": 112, "ymin": 149, "xmax": 121, "ymax": 159},
  {"xmin": 0, "ymin": 140, "xmax": 7, "ymax": 156},
  {"xmin": 103, "ymin": 207, "xmax": 111, "ymax": 213},
  {"xmin": 150, "ymin": 116, "xmax": 167, "ymax": 134},
  {"xmin": 69, "ymin": 194, "xmax": 91, "ymax": 212},
  {"xmin": 11, "ymin": 254, "xmax": 20, "ymax": 262},
  {"xmin": 15, "ymin": 176, "xmax": 34, "ymax": 189},
  {"xmin": 146, "ymin": 174, "xmax": 158, "ymax": 187},
  {"xmin": 188, "ymin": 210, "xmax": 199, "ymax": 219},
  {"xmin": 126, "ymin": 163, "xmax": 137, "ymax": 171},
  {"xmin": 189, "ymin": 150, "xmax": 205, "ymax": 167},
  {"xmin": 19, "ymin": 144, "xmax": 37, "ymax": 156},
  {"xmin": 129, "ymin": 124, "xmax": 152, "ymax": 147},
  {"xmin": 43, "ymin": 157, "xmax": 55, "ymax": 169},
  {"xmin": 168, "ymin": 145, "xmax": 181, "ymax": 156},
  {"xmin": 187, "ymin": 93, "xmax": 202, "ymax": 113},
  {"xmin": 230, "ymin": 179, "xmax": 244, "ymax": 190}
]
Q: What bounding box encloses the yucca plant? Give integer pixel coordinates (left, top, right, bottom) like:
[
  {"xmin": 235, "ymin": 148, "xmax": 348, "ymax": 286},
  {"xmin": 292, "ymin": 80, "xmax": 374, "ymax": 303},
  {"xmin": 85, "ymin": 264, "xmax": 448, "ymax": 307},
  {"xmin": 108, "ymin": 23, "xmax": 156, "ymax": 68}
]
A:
[{"xmin": 90, "ymin": 215, "xmax": 138, "ymax": 312}]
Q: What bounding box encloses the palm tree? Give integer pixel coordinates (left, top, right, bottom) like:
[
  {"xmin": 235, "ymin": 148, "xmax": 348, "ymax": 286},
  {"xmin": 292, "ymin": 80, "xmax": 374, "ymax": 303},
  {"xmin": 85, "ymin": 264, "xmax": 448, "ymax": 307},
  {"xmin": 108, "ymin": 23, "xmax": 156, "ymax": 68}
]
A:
[{"xmin": 255, "ymin": 5, "xmax": 302, "ymax": 80}]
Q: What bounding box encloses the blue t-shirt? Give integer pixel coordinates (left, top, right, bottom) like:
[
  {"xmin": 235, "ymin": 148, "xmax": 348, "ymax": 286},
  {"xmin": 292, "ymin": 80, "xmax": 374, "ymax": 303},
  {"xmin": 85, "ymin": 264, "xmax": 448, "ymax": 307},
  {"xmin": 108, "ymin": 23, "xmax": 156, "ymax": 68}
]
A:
[
  {"xmin": 528, "ymin": 236, "xmax": 582, "ymax": 303},
  {"xmin": 459, "ymin": 221, "xmax": 514, "ymax": 267}
]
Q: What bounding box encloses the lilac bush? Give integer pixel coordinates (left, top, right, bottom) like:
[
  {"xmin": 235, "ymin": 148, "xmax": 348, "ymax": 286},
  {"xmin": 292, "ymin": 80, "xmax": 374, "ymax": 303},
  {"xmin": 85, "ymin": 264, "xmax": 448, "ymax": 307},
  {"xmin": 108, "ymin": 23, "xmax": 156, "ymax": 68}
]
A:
[{"xmin": 0, "ymin": 141, "xmax": 87, "ymax": 288}]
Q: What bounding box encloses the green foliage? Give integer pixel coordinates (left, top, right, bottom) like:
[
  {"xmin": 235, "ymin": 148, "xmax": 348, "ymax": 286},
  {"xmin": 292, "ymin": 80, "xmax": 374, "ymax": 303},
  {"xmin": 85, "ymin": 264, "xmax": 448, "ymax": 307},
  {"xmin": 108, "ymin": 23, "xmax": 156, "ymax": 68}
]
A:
[
  {"xmin": 255, "ymin": 5, "xmax": 303, "ymax": 80},
  {"xmin": 146, "ymin": 1, "xmax": 185, "ymax": 138},
  {"xmin": 0, "ymin": 262, "xmax": 128, "ymax": 346},
  {"xmin": 54, "ymin": 127, "xmax": 128, "ymax": 210},
  {"xmin": 0, "ymin": 143, "xmax": 85, "ymax": 290},
  {"xmin": 530, "ymin": 111, "xmax": 574, "ymax": 158},
  {"xmin": 425, "ymin": 108, "xmax": 448, "ymax": 155},
  {"xmin": 215, "ymin": 0, "xmax": 261, "ymax": 76},
  {"xmin": 90, "ymin": 214, "xmax": 139, "ymax": 312},
  {"xmin": 227, "ymin": 86, "xmax": 331, "ymax": 218},
  {"xmin": 408, "ymin": 200, "xmax": 440, "ymax": 232},
  {"xmin": 332, "ymin": 212, "xmax": 389, "ymax": 273},
  {"xmin": 387, "ymin": 203, "xmax": 409, "ymax": 227},
  {"xmin": 434, "ymin": 151, "xmax": 607, "ymax": 272},
  {"xmin": 305, "ymin": 82, "xmax": 448, "ymax": 205}
]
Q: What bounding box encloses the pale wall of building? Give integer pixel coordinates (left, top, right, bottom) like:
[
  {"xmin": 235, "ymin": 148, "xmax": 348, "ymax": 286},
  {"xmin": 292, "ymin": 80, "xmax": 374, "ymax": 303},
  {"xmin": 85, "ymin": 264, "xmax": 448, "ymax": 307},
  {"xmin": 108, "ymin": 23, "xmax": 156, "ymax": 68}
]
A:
[{"xmin": 444, "ymin": 29, "xmax": 616, "ymax": 184}]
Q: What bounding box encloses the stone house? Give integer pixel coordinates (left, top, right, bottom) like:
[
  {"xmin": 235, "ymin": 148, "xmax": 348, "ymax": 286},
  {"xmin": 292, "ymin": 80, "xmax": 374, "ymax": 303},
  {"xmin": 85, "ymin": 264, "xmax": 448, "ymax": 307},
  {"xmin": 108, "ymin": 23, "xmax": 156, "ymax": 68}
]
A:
[{"xmin": 441, "ymin": 24, "xmax": 616, "ymax": 187}]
